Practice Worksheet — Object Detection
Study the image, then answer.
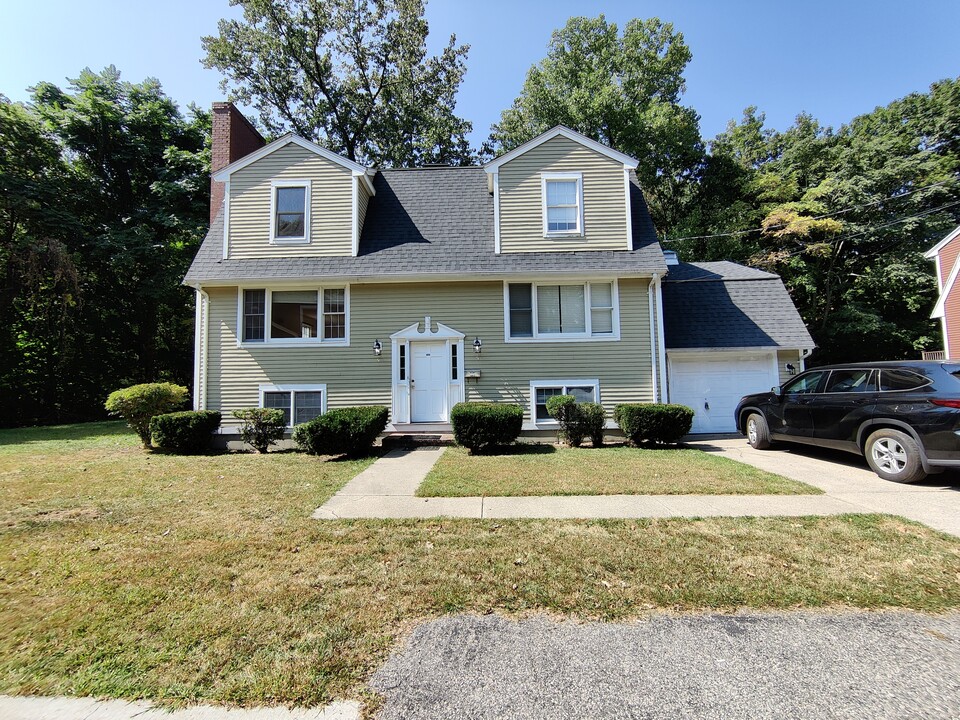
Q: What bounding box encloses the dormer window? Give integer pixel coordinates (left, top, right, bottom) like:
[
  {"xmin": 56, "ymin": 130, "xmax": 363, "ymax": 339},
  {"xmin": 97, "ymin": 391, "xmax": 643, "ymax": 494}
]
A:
[
  {"xmin": 270, "ymin": 179, "xmax": 311, "ymax": 244},
  {"xmin": 542, "ymin": 172, "xmax": 583, "ymax": 237}
]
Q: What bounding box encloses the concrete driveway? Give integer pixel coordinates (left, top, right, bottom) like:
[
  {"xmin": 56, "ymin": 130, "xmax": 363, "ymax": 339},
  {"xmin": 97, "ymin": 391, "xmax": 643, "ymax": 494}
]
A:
[{"xmin": 687, "ymin": 436, "xmax": 960, "ymax": 538}]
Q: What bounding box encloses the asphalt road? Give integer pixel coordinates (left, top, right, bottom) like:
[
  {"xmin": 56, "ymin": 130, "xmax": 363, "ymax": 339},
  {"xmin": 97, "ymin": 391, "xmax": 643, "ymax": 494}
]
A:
[{"xmin": 371, "ymin": 612, "xmax": 960, "ymax": 719}]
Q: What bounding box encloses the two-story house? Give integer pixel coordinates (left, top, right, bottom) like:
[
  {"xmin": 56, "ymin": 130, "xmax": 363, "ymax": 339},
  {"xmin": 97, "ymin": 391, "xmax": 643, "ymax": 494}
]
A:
[{"xmin": 184, "ymin": 103, "xmax": 813, "ymax": 438}]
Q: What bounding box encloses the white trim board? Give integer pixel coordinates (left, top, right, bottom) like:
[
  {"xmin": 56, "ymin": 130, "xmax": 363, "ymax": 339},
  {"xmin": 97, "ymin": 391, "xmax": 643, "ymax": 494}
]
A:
[
  {"xmin": 923, "ymin": 223, "xmax": 960, "ymax": 259},
  {"xmin": 211, "ymin": 134, "xmax": 376, "ymax": 195},
  {"xmin": 931, "ymin": 250, "xmax": 960, "ymax": 319},
  {"xmin": 483, "ymin": 126, "xmax": 639, "ymax": 171}
]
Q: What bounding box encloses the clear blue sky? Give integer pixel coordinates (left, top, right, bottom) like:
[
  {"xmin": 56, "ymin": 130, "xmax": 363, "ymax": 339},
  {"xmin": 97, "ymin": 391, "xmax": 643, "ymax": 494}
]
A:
[{"xmin": 2, "ymin": 0, "xmax": 957, "ymax": 148}]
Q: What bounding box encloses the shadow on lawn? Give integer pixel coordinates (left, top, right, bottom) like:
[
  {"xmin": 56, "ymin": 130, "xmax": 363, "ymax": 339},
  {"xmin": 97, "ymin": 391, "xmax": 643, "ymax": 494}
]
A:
[{"xmin": 0, "ymin": 420, "xmax": 132, "ymax": 446}]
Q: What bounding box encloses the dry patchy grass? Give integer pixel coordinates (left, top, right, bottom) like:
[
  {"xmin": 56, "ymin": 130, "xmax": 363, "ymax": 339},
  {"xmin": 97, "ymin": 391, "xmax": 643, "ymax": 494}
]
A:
[
  {"xmin": 1, "ymin": 423, "xmax": 958, "ymax": 708},
  {"xmin": 417, "ymin": 445, "xmax": 818, "ymax": 497}
]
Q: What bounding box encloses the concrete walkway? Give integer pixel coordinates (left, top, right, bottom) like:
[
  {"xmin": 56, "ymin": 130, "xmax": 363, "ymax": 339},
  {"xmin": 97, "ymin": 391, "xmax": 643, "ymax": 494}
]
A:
[
  {"xmin": 0, "ymin": 696, "xmax": 359, "ymax": 720},
  {"xmin": 693, "ymin": 437, "xmax": 960, "ymax": 538},
  {"xmin": 312, "ymin": 443, "xmax": 960, "ymax": 536}
]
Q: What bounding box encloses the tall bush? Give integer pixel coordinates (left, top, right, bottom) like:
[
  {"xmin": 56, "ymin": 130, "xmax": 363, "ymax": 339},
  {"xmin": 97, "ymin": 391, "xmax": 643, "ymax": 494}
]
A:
[
  {"xmin": 614, "ymin": 403, "xmax": 693, "ymax": 446},
  {"xmin": 104, "ymin": 382, "xmax": 189, "ymax": 448},
  {"xmin": 232, "ymin": 407, "xmax": 286, "ymax": 453},
  {"xmin": 293, "ymin": 406, "xmax": 389, "ymax": 458},
  {"xmin": 150, "ymin": 410, "xmax": 221, "ymax": 454},
  {"xmin": 546, "ymin": 395, "xmax": 606, "ymax": 447},
  {"xmin": 450, "ymin": 402, "xmax": 523, "ymax": 454}
]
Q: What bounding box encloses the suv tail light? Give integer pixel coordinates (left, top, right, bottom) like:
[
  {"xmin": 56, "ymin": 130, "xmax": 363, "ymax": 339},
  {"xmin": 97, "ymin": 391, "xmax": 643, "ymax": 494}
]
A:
[{"xmin": 930, "ymin": 399, "xmax": 960, "ymax": 409}]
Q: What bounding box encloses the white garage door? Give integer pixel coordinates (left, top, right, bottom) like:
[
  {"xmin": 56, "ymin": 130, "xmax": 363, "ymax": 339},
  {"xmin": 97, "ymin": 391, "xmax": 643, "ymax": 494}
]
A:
[{"xmin": 668, "ymin": 352, "xmax": 778, "ymax": 434}]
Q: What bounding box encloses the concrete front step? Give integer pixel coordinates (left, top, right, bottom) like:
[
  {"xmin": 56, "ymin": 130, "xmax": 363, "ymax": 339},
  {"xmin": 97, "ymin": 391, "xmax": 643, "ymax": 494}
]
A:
[{"xmin": 381, "ymin": 433, "xmax": 455, "ymax": 451}]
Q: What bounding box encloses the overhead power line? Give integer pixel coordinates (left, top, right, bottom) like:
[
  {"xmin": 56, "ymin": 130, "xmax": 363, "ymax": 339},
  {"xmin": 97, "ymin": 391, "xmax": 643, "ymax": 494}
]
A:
[{"xmin": 663, "ymin": 176, "xmax": 958, "ymax": 244}]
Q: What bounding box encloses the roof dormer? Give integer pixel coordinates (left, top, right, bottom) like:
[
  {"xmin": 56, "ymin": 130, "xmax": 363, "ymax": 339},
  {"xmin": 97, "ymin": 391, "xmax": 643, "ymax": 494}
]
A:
[{"xmin": 484, "ymin": 127, "xmax": 640, "ymax": 255}]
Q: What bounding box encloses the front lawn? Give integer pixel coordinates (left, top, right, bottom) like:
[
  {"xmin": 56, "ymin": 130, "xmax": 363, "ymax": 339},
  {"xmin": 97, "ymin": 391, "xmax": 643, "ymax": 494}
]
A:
[
  {"xmin": 416, "ymin": 444, "xmax": 819, "ymax": 497},
  {"xmin": 1, "ymin": 423, "xmax": 958, "ymax": 710}
]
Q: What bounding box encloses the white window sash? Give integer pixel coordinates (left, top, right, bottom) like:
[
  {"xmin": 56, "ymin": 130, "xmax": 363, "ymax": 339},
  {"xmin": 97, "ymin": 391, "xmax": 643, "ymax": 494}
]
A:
[
  {"xmin": 238, "ymin": 286, "xmax": 350, "ymax": 347},
  {"xmin": 505, "ymin": 280, "xmax": 620, "ymax": 342},
  {"xmin": 540, "ymin": 172, "xmax": 584, "ymax": 237},
  {"xmin": 269, "ymin": 179, "xmax": 312, "ymax": 245},
  {"xmin": 529, "ymin": 379, "xmax": 601, "ymax": 425},
  {"xmin": 259, "ymin": 384, "xmax": 328, "ymax": 428}
]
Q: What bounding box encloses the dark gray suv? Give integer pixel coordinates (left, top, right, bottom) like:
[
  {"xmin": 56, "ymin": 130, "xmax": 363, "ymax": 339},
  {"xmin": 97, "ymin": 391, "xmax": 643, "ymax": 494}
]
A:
[{"xmin": 734, "ymin": 361, "xmax": 960, "ymax": 483}]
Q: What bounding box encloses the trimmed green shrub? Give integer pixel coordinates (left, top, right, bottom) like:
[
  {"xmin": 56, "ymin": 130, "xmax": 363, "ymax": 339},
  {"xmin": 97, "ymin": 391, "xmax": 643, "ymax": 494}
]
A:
[
  {"xmin": 614, "ymin": 403, "xmax": 694, "ymax": 446},
  {"xmin": 232, "ymin": 407, "xmax": 286, "ymax": 453},
  {"xmin": 580, "ymin": 402, "xmax": 607, "ymax": 447},
  {"xmin": 293, "ymin": 406, "xmax": 389, "ymax": 458},
  {"xmin": 546, "ymin": 396, "xmax": 607, "ymax": 447},
  {"xmin": 546, "ymin": 395, "xmax": 584, "ymax": 447},
  {"xmin": 150, "ymin": 411, "xmax": 221, "ymax": 454},
  {"xmin": 450, "ymin": 402, "xmax": 524, "ymax": 454},
  {"xmin": 105, "ymin": 382, "xmax": 189, "ymax": 448}
]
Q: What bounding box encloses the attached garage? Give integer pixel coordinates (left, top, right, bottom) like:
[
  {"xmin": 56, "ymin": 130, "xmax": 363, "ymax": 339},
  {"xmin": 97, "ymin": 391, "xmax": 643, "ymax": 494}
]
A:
[
  {"xmin": 667, "ymin": 351, "xmax": 779, "ymax": 433},
  {"xmin": 660, "ymin": 261, "xmax": 815, "ymax": 434}
]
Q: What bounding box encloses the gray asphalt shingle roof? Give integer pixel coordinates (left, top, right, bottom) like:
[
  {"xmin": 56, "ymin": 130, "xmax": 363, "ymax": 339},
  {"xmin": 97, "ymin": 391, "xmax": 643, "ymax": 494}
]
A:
[
  {"xmin": 662, "ymin": 262, "xmax": 814, "ymax": 350},
  {"xmin": 184, "ymin": 167, "xmax": 665, "ymax": 284}
]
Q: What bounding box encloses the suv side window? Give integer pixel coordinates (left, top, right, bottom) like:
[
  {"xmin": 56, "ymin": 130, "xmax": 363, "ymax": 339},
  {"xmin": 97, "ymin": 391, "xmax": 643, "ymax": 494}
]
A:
[
  {"xmin": 878, "ymin": 369, "xmax": 930, "ymax": 392},
  {"xmin": 824, "ymin": 369, "xmax": 875, "ymax": 393},
  {"xmin": 783, "ymin": 370, "xmax": 827, "ymax": 394}
]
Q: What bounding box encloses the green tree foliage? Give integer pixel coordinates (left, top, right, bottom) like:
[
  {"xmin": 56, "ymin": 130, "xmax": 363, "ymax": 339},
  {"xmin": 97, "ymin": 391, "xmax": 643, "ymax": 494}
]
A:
[
  {"xmin": 202, "ymin": 0, "xmax": 474, "ymax": 166},
  {"xmin": 678, "ymin": 78, "xmax": 960, "ymax": 362},
  {"xmin": 487, "ymin": 15, "xmax": 703, "ymax": 234},
  {"xmin": 0, "ymin": 68, "xmax": 208, "ymax": 426}
]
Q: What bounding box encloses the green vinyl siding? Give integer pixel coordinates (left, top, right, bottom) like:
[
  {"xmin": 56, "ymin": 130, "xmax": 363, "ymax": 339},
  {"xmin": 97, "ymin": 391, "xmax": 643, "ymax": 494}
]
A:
[
  {"xmin": 228, "ymin": 143, "xmax": 354, "ymax": 258},
  {"xmin": 203, "ymin": 279, "xmax": 655, "ymax": 427},
  {"xmin": 498, "ymin": 136, "xmax": 628, "ymax": 253},
  {"xmin": 777, "ymin": 349, "xmax": 803, "ymax": 386}
]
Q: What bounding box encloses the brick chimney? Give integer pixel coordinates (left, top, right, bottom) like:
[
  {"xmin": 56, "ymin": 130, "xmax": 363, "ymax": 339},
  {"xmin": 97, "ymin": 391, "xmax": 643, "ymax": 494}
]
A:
[{"xmin": 210, "ymin": 102, "xmax": 265, "ymax": 224}]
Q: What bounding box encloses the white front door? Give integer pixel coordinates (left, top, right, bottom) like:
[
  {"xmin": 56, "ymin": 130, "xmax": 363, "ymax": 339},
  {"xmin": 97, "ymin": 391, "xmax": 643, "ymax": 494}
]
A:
[{"xmin": 410, "ymin": 341, "xmax": 447, "ymax": 422}]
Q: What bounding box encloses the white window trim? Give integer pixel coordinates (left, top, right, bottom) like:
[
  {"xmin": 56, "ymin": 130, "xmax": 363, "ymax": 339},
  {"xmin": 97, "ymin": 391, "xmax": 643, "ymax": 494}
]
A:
[
  {"xmin": 237, "ymin": 285, "xmax": 350, "ymax": 348},
  {"xmin": 269, "ymin": 178, "xmax": 312, "ymax": 245},
  {"xmin": 541, "ymin": 172, "xmax": 584, "ymax": 238},
  {"xmin": 503, "ymin": 279, "xmax": 621, "ymax": 343},
  {"xmin": 259, "ymin": 383, "xmax": 328, "ymax": 428},
  {"xmin": 529, "ymin": 378, "xmax": 601, "ymax": 427}
]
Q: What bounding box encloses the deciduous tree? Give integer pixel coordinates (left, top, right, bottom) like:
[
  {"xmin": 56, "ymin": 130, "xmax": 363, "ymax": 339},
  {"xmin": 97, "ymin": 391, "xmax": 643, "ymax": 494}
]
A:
[{"xmin": 203, "ymin": 0, "xmax": 474, "ymax": 166}]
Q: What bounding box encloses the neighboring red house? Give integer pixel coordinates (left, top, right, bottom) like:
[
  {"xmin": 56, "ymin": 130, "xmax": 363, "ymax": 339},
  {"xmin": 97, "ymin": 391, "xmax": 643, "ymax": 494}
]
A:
[{"xmin": 925, "ymin": 224, "xmax": 960, "ymax": 359}]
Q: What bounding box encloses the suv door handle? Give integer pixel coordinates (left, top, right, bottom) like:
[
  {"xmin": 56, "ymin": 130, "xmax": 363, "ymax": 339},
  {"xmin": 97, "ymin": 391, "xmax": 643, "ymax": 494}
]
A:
[{"xmin": 797, "ymin": 398, "xmax": 812, "ymax": 405}]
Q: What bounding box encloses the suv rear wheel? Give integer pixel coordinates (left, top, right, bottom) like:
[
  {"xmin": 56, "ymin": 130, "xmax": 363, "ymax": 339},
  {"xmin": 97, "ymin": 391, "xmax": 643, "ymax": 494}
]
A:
[
  {"xmin": 864, "ymin": 429, "xmax": 927, "ymax": 483},
  {"xmin": 746, "ymin": 413, "xmax": 772, "ymax": 450}
]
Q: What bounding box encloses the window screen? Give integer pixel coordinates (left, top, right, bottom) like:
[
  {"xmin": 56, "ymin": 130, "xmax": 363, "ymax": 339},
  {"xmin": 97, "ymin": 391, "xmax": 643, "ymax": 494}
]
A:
[
  {"xmin": 545, "ymin": 180, "xmax": 579, "ymax": 232},
  {"xmin": 293, "ymin": 391, "xmax": 324, "ymax": 424},
  {"xmin": 263, "ymin": 391, "xmax": 291, "ymax": 425},
  {"xmin": 243, "ymin": 289, "xmax": 266, "ymax": 342},
  {"xmin": 537, "ymin": 285, "xmax": 585, "ymax": 334},
  {"xmin": 275, "ymin": 186, "xmax": 306, "ymax": 238},
  {"xmin": 508, "ymin": 284, "xmax": 533, "ymax": 338}
]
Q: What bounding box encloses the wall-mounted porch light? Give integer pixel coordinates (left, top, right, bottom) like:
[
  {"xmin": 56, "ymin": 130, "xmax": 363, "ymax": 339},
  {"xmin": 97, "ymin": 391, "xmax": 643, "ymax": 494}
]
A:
[
  {"xmin": 373, "ymin": 339, "xmax": 382, "ymax": 356},
  {"xmin": 785, "ymin": 363, "xmax": 796, "ymax": 376},
  {"xmin": 473, "ymin": 337, "xmax": 482, "ymax": 354}
]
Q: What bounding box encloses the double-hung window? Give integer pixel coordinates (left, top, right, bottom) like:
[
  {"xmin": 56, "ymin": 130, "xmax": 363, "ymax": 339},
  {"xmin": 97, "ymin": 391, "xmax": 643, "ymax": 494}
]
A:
[
  {"xmin": 506, "ymin": 281, "xmax": 618, "ymax": 340},
  {"xmin": 270, "ymin": 180, "xmax": 311, "ymax": 244},
  {"xmin": 531, "ymin": 380, "xmax": 600, "ymax": 423},
  {"xmin": 261, "ymin": 384, "xmax": 327, "ymax": 427},
  {"xmin": 542, "ymin": 173, "xmax": 583, "ymax": 236},
  {"xmin": 241, "ymin": 287, "xmax": 348, "ymax": 344}
]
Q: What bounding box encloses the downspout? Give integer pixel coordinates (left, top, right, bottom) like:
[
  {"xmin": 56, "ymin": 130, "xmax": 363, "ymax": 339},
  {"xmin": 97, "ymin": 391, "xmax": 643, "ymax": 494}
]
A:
[
  {"xmin": 648, "ymin": 275, "xmax": 660, "ymax": 403},
  {"xmin": 655, "ymin": 274, "xmax": 668, "ymax": 403}
]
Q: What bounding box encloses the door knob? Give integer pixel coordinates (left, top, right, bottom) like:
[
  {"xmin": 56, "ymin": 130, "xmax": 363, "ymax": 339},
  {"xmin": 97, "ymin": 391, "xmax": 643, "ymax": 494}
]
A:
[{"xmin": 704, "ymin": 401, "xmax": 709, "ymax": 410}]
